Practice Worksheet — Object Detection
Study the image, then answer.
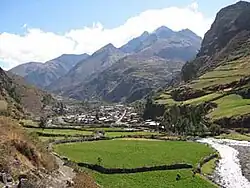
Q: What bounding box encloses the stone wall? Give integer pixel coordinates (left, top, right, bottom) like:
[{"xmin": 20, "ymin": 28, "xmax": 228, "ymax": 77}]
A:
[{"xmin": 76, "ymin": 163, "xmax": 193, "ymax": 174}]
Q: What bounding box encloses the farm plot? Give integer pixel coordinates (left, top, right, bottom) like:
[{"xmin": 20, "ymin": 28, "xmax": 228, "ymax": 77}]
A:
[{"xmin": 54, "ymin": 140, "xmax": 216, "ymax": 188}]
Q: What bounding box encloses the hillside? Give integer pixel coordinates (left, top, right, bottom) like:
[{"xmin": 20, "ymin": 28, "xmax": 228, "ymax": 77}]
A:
[
  {"xmin": 65, "ymin": 56, "xmax": 184, "ymax": 103},
  {"xmin": 50, "ymin": 26, "xmax": 201, "ymax": 102},
  {"xmin": 0, "ymin": 67, "xmax": 54, "ymax": 117},
  {"xmin": 10, "ymin": 53, "xmax": 89, "ymax": 89},
  {"xmin": 145, "ymin": 1, "xmax": 250, "ymax": 129},
  {"xmin": 48, "ymin": 44, "xmax": 128, "ymax": 93},
  {"xmin": 10, "ymin": 62, "xmax": 44, "ymax": 77},
  {"xmin": 0, "ymin": 116, "xmax": 58, "ymax": 187}
]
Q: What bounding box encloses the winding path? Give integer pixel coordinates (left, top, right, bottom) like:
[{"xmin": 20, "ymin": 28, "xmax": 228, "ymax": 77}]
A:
[{"xmin": 116, "ymin": 109, "xmax": 127, "ymax": 124}]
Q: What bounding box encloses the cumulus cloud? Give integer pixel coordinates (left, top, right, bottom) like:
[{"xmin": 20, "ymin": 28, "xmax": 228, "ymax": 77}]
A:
[{"xmin": 0, "ymin": 2, "xmax": 213, "ymax": 70}]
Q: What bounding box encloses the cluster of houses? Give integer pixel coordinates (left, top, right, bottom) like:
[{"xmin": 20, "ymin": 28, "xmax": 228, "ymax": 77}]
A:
[{"xmin": 63, "ymin": 104, "xmax": 142, "ymax": 125}]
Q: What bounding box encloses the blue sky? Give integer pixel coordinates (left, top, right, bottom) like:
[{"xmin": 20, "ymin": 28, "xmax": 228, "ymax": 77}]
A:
[
  {"xmin": 1, "ymin": 0, "xmax": 239, "ymax": 34},
  {"xmin": 0, "ymin": 0, "xmax": 246, "ymax": 69}
]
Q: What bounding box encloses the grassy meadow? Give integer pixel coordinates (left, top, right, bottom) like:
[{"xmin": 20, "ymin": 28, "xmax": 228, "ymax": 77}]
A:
[
  {"xmin": 54, "ymin": 140, "xmax": 213, "ymax": 168},
  {"xmin": 93, "ymin": 169, "xmax": 216, "ymax": 188},
  {"xmin": 54, "ymin": 139, "xmax": 216, "ymax": 188}
]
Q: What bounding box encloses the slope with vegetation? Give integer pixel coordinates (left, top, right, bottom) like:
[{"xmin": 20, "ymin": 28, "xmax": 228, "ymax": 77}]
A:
[{"xmin": 144, "ymin": 1, "xmax": 250, "ymax": 131}]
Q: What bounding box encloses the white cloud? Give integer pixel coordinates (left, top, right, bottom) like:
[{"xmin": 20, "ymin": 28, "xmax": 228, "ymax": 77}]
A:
[{"xmin": 0, "ymin": 2, "xmax": 213, "ymax": 70}]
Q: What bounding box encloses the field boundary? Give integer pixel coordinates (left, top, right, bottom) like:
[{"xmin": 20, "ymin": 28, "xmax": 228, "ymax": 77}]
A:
[{"xmin": 76, "ymin": 162, "xmax": 193, "ymax": 174}]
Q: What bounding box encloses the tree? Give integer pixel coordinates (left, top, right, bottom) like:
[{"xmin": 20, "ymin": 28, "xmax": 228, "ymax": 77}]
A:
[
  {"xmin": 97, "ymin": 157, "xmax": 102, "ymax": 166},
  {"xmin": 39, "ymin": 116, "xmax": 48, "ymax": 129},
  {"xmin": 161, "ymin": 103, "xmax": 213, "ymax": 136}
]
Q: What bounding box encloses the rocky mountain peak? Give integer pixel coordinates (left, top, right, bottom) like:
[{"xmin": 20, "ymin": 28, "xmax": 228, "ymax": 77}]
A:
[
  {"xmin": 154, "ymin": 26, "xmax": 175, "ymax": 38},
  {"xmin": 141, "ymin": 31, "xmax": 150, "ymax": 37},
  {"xmin": 199, "ymin": 1, "xmax": 250, "ymax": 57},
  {"xmin": 92, "ymin": 43, "xmax": 119, "ymax": 56},
  {"xmin": 178, "ymin": 29, "xmax": 200, "ymax": 38}
]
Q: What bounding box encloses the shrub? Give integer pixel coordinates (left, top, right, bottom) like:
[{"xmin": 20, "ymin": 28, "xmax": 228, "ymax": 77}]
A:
[{"xmin": 209, "ymin": 124, "xmax": 221, "ymax": 136}]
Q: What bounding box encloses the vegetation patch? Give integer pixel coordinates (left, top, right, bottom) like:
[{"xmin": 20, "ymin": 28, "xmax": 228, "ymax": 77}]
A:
[
  {"xmin": 93, "ymin": 168, "xmax": 216, "ymax": 188},
  {"xmin": 201, "ymin": 158, "xmax": 218, "ymax": 176},
  {"xmin": 215, "ymin": 132, "xmax": 250, "ymax": 141}
]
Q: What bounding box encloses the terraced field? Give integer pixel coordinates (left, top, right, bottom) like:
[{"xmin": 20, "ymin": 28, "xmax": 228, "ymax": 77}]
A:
[
  {"xmin": 155, "ymin": 92, "xmax": 224, "ymax": 107},
  {"xmin": 153, "ymin": 56, "xmax": 250, "ymax": 123},
  {"xmin": 190, "ymin": 57, "xmax": 250, "ymax": 89},
  {"xmin": 54, "ymin": 140, "xmax": 216, "ymax": 188},
  {"xmin": 208, "ymin": 94, "xmax": 250, "ymax": 119}
]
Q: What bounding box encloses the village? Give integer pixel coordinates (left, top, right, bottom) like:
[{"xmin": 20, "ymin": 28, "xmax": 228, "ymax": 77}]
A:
[{"xmin": 61, "ymin": 104, "xmax": 159, "ymax": 128}]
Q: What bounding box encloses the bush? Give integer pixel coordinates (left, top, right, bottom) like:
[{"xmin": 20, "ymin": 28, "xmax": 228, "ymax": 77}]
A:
[{"xmin": 209, "ymin": 124, "xmax": 221, "ymax": 136}]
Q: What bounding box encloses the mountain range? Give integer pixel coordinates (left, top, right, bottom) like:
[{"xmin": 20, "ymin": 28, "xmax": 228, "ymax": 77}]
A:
[{"xmin": 10, "ymin": 26, "xmax": 202, "ymax": 102}]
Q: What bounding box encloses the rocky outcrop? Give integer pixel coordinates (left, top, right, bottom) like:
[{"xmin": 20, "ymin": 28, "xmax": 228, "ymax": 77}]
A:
[{"xmin": 182, "ymin": 1, "xmax": 250, "ymax": 81}]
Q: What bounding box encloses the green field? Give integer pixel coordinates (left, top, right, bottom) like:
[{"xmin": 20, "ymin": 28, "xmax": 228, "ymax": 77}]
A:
[
  {"xmin": 54, "ymin": 140, "xmax": 216, "ymax": 188},
  {"xmin": 39, "ymin": 136, "xmax": 79, "ymax": 142},
  {"xmin": 27, "ymin": 128, "xmax": 93, "ymax": 135},
  {"xmin": 183, "ymin": 93, "xmax": 223, "ymax": 105},
  {"xmin": 154, "ymin": 91, "xmax": 223, "ymax": 106},
  {"xmin": 93, "ymin": 169, "xmax": 216, "ymax": 188},
  {"xmin": 54, "ymin": 140, "xmax": 214, "ymax": 168},
  {"xmin": 216, "ymin": 132, "xmax": 250, "ymax": 141},
  {"xmin": 208, "ymin": 94, "xmax": 250, "ymax": 119},
  {"xmin": 28, "ymin": 128, "xmax": 159, "ymax": 137},
  {"xmin": 106, "ymin": 131, "xmax": 159, "ymax": 137},
  {"xmin": 190, "ymin": 76, "xmax": 243, "ymax": 90},
  {"xmin": 84, "ymin": 127, "xmax": 130, "ymax": 131}
]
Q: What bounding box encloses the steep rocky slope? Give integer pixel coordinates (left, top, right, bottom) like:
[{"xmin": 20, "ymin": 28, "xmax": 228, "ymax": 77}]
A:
[
  {"xmin": 52, "ymin": 26, "xmax": 201, "ymax": 102},
  {"xmin": 182, "ymin": 1, "xmax": 250, "ymax": 81},
  {"xmin": 0, "ymin": 67, "xmax": 54, "ymax": 117},
  {"xmin": 146, "ymin": 1, "xmax": 250, "ymax": 129},
  {"xmin": 65, "ymin": 56, "xmax": 184, "ymax": 103},
  {"xmin": 0, "ymin": 117, "xmax": 58, "ymax": 187}
]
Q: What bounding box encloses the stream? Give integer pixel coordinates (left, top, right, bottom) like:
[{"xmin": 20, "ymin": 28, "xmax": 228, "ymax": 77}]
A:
[{"xmin": 198, "ymin": 138, "xmax": 250, "ymax": 188}]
